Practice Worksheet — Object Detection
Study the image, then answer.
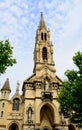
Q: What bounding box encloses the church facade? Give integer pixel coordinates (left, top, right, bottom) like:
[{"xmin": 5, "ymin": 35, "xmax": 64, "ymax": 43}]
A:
[{"xmin": 0, "ymin": 13, "xmax": 78, "ymax": 130}]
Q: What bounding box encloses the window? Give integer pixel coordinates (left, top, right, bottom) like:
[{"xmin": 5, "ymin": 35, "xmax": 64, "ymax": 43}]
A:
[
  {"xmin": 42, "ymin": 47, "xmax": 47, "ymax": 61},
  {"xmin": 12, "ymin": 98, "xmax": 19, "ymax": 111},
  {"xmin": 44, "ymin": 33, "xmax": 47, "ymax": 40},
  {"xmin": 41, "ymin": 32, "xmax": 43, "ymax": 40},
  {"xmin": 2, "ymin": 103, "xmax": 5, "ymax": 108},
  {"xmin": 1, "ymin": 111, "xmax": 3, "ymax": 117},
  {"xmin": 4, "ymin": 91, "xmax": 6, "ymax": 98},
  {"xmin": 41, "ymin": 32, "xmax": 47, "ymax": 41}
]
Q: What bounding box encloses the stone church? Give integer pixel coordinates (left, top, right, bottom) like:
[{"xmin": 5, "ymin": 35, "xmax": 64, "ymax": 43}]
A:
[{"xmin": 0, "ymin": 13, "xmax": 77, "ymax": 130}]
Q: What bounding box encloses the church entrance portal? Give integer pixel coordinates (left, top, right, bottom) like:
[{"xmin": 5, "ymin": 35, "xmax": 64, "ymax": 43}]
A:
[{"xmin": 9, "ymin": 123, "xmax": 19, "ymax": 130}]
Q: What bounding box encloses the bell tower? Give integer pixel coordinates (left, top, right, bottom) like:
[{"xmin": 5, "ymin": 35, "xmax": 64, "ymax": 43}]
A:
[
  {"xmin": 22, "ymin": 13, "xmax": 63, "ymax": 130},
  {"xmin": 33, "ymin": 12, "xmax": 55, "ymax": 73}
]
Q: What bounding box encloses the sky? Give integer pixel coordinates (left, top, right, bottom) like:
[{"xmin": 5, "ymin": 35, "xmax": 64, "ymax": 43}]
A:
[{"xmin": 0, "ymin": 0, "xmax": 82, "ymax": 97}]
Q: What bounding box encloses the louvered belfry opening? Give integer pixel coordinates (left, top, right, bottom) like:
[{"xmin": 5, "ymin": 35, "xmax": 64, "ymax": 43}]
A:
[{"xmin": 42, "ymin": 47, "xmax": 47, "ymax": 61}]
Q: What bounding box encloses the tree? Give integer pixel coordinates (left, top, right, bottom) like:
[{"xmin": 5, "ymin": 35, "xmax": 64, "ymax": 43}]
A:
[
  {"xmin": 0, "ymin": 40, "xmax": 16, "ymax": 75},
  {"xmin": 58, "ymin": 51, "xmax": 82, "ymax": 127}
]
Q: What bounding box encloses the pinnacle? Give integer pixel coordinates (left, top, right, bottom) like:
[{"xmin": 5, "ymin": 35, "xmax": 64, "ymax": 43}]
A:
[
  {"xmin": 38, "ymin": 12, "xmax": 47, "ymax": 30},
  {"xmin": 1, "ymin": 78, "xmax": 11, "ymax": 92}
]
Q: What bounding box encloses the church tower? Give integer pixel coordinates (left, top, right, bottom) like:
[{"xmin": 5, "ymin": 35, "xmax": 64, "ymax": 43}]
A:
[
  {"xmin": 22, "ymin": 13, "xmax": 62, "ymax": 130},
  {"xmin": 33, "ymin": 12, "xmax": 55, "ymax": 74}
]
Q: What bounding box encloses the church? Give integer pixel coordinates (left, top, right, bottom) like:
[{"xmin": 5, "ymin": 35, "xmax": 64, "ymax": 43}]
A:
[{"xmin": 0, "ymin": 13, "xmax": 78, "ymax": 130}]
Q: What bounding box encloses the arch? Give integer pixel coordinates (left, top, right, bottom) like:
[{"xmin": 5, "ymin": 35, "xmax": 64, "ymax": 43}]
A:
[
  {"xmin": 40, "ymin": 104, "xmax": 54, "ymax": 126},
  {"xmin": 8, "ymin": 121, "xmax": 21, "ymax": 130},
  {"xmin": 9, "ymin": 123, "xmax": 19, "ymax": 130},
  {"xmin": 68, "ymin": 124, "xmax": 76, "ymax": 130},
  {"xmin": 12, "ymin": 98, "xmax": 20, "ymax": 111},
  {"xmin": 36, "ymin": 101, "xmax": 58, "ymax": 124},
  {"xmin": 2, "ymin": 102, "xmax": 5, "ymax": 108},
  {"xmin": 42, "ymin": 47, "xmax": 47, "ymax": 61},
  {"xmin": 41, "ymin": 32, "xmax": 43, "ymax": 40},
  {"xmin": 44, "ymin": 33, "xmax": 47, "ymax": 40}
]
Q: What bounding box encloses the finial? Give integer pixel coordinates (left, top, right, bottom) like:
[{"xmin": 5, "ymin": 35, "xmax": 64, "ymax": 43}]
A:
[
  {"xmin": 16, "ymin": 81, "xmax": 20, "ymax": 93},
  {"xmin": 41, "ymin": 12, "xmax": 43, "ymax": 18}
]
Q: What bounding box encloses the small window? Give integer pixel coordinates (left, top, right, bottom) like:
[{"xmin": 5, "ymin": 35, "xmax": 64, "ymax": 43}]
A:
[
  {"xmin": 2, "ymin": 103, "xmax": 5, "ymax": 108},
  {"xmin": 44, "ymin": 79, "xmax": 50, "ymax": 91},
  {"xmin": 42, "ymin": 47, "xmax": 47, "ymax": 61},
  {"xmin": 4, "ymin": 91, "xmax": 6, "ymax": 98},
  {"xmin": 12, "ymin": 98, "xmax": 19, "ymax": 111},
  {"xmin": 1, "ymin": 111, "xmax": 3, "ymax": 117},
  {"xmin": 27, "ymin": 107, "xmax": 32, "ymax": 120}
]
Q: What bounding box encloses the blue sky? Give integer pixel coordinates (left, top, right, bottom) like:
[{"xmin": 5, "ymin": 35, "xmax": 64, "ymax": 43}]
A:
[{"xmin": 0, "ymin": 0, "xmax": 82, "ymax": 96}]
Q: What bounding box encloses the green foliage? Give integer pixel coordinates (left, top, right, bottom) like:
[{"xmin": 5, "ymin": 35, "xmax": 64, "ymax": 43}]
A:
[
  {"xmin": 0, "ymin": 40, "xmax": 16, "ymax": 75},
  {"xmin": 58, "ymin": 51, "xmax": 82, "ymax": 127}
]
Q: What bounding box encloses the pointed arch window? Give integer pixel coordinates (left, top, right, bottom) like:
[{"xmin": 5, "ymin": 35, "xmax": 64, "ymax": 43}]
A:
[
  {"xmin": 44, "ymin": 33, "xmax": 47, "ymax": 40},
  {"xmin": 41, "ymin": 32, "xmax": 43, "ymax": 40},
  {"xmin": 42, "ymin": 47, "xmax": 47, "ymax": 61},
  {"xmin": 12, "ymin": 98, "xmax": 20, "ymax": 111}
]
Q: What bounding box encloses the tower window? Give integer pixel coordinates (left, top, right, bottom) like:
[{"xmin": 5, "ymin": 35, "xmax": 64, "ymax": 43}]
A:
[
  {"xmin": 42, "ymin": 47, "xmax": 47, "ymax": 61},
  {"xmin": 44, "ymin": 33, "xmax": 47, "ymax": 40},
  {"xmin": 2, "ymin": 103, "xmax": 5, "ymax": 108},
  {"xmin": 41, "ymin": 32, "xmax": 47, "ymax": 41},
  {"xmin": 1, "ymin": 111, "xmax": 3, "ymax": 117},
  {"xmin": 41, "ymin": 32, "xmax": 43, "ymax": 40},
  {"xmin": 12, "ymin": 98, "xmax": 19, "ymax": 111},
  {"xmin": 4, "ymin": 91, "xmax": 6, "ymax": 98}
]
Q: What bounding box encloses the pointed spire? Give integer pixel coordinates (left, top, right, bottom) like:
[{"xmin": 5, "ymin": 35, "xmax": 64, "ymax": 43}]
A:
[
  {"xmin": 1, "ymin": 78, "xmax": 11, "ymax": 92},
  {"xmin": 38, "ymin": 12, "xmax": 47, "ymax": 30}
]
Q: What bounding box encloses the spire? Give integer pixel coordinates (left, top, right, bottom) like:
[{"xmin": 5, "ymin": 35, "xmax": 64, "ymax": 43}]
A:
[
  {"xmin": 38, "ymin": 12, "xmax": 47, "ymax": 30},
  {"xmin": 1, "ymin": 78, "xmax": 11, "ymax": 92}
]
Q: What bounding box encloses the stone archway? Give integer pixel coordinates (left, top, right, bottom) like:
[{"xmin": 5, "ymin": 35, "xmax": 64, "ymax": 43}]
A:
[
  {"xmin": 40, "ymin": 104, "xmax": 54, "ymax": 130},
  {"xmin": 37, "ymin": 101, "xmax": 58, "ymax": 124},
  {"xmin": 9, "ymin": 123, "xmax": 19, "ymax": 130}
]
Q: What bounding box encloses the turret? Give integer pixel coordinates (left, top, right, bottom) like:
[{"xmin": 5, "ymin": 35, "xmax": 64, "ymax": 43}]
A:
[{"xmin": 1, "ymin": 78, "xmax": 11, "ymax": 100}]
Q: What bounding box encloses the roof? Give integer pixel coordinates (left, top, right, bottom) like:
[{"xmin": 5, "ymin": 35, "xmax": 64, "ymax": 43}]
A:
[
  {"xmin": 38, "ymin": 12, "xmax": 47, "ymax": 30},
  {"xmin": 1, "ymin": 78, "xmax": 11, "ymax": 92}
]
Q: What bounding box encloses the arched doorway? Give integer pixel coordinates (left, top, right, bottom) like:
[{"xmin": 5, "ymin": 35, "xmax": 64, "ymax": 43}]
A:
[
  {"xmin": 68, "ymin": 124, "xmax": 76, "ymax": 130},
  {"xmin": 40, "ymin": 104, "xmax": 54, "ymax": 129},
  {"xmin": 9, "ymin": 123, "xmax": 19, "ymax": 130}
]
